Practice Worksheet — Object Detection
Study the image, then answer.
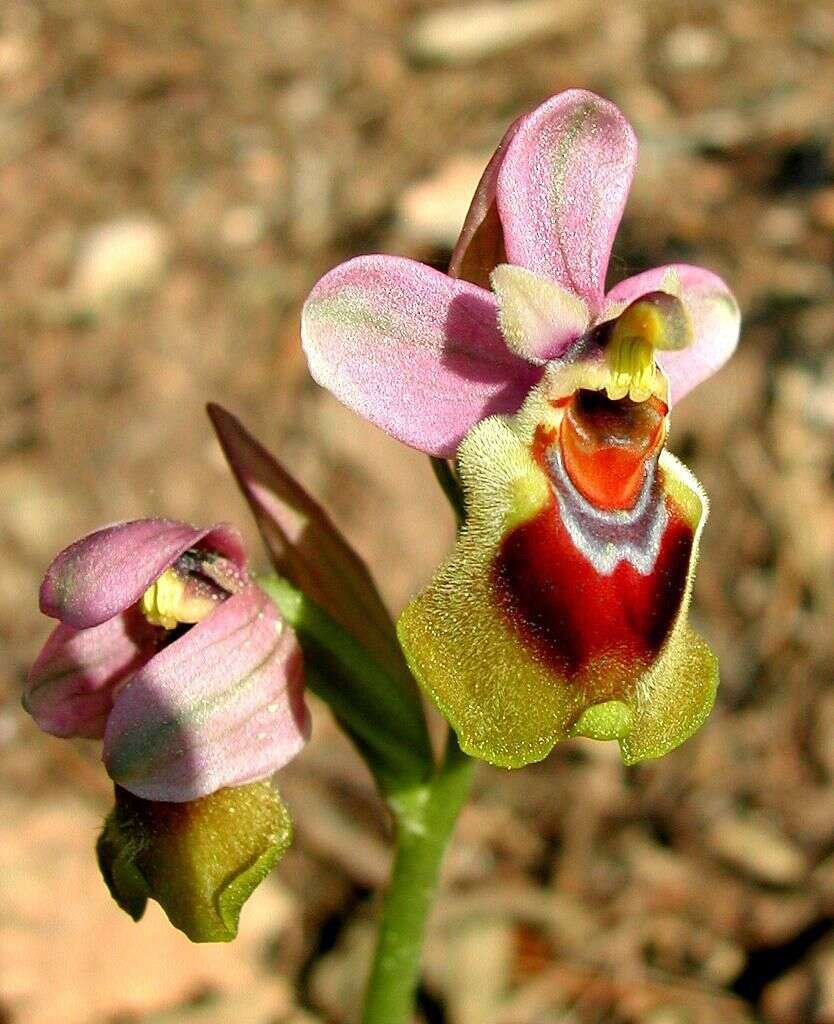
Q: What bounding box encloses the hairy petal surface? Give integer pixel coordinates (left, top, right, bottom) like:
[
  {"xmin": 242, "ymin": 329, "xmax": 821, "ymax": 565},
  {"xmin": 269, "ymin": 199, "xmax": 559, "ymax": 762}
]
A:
[
  {"xmin": 302, "ymin": 254, "xmax": 541, "ymax": 457},
  {"xmin": 24, "ymin": 607, "xmax": 158, "ymax": 739},
  {"xmin": 398, "ymin": 390, "xmax": 716, "ymax": 767},
  {"xmin": 491, "ymin": 264, "xmax": 590, "ymax": 362},
  {"xmin": 615, "ymin": 452, "xmax": 718, "ymax": 762},
  {"xmin": 605, "ymin": 264, "xmax": 741, "ymax": 405},
  {"xmin": 41, "ymin": 519, "xmax": 248, "ymax": 629},
  {"xmin": 496, "ymin": 89, "xmax": 637, "ymax": 311},
  {"xmin": 104, "ymin": 585, "xmax": 309, "ymax": 801}
]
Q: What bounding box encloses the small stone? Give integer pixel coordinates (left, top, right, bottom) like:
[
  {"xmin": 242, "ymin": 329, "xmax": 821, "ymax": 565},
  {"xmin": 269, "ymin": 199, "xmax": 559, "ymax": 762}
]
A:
[
  {"xmin": 660, "ymin": 25, "xmax": 729, "ymax": 71},
  {"xmin": 708, "ymin": 813, "xmax": 807, "ymax": 886},
  {"xmin": 405, "ymin": 0, "xmax": 585, "ymax": 65},
  {"xmin": 397, "ymin": 154, "xmax": 489, "ymax": 248},
  {"xmin": 71, "ymin": 215, "xmax": 170, "ymax": 310},
  {"xmin": 703, "ymin": 938, "xmax": 747, "ymax": 986},
  {"xmin": 220, "ymin": 204, "xmax": 266, "ymax": 249},
  {"xmin": 280, "ymin": 78, "xmax": 328, "ymax": 129},
  {"xmin": 758, "ymin": 205, "xmax": 806, "ymax": 247}
]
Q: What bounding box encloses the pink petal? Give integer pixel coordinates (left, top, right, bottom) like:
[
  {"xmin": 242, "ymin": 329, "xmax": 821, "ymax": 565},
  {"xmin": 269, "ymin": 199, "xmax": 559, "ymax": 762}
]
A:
[
  {"xmin": 302, "ymin": 254, "xmax": 541, "ymax": 457},
  {"xmin": 448, "ymin": 112, "xmax": 527, "ymax": 288},
  {"xmin": 604, "ymin": 264, "xmax": 741, "ymax": 404},
  {"xmin": 496, "ymin": 89, "xmax": 637, "ymax": 311},
  {"xmin": 208, "ymin": 405, "xmax": 404, "ymax": 677},
  {"xmin": 24, "ymin": 608, "xmax": 158, "ymax": 739},
  {"xmin": 103, "ymin": 584, "xmax": 310, "ymax": 802},
  {"xmin": 40, "ymin": 519, "xmax": 248, "ymax": 629}
]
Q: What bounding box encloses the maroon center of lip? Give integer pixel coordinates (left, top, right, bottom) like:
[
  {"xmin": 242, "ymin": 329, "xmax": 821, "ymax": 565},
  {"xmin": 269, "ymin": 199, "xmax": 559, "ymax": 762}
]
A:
[{"xmin": 491, "ymin": 466, "xmax": 694, "ymax": 688}]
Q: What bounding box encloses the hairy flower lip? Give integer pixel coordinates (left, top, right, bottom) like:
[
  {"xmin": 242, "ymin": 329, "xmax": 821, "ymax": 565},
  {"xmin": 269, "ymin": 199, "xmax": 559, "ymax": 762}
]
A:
[{"xmin": 397, "ymin": 405, "xmax": 717, "ymax": 768}]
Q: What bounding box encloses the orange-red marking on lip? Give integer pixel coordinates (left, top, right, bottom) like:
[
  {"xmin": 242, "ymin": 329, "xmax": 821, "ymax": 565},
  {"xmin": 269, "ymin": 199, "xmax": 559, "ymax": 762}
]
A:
[{"xmin": 560, "ymin": 390, "xmax": 667, "ymax": 511}]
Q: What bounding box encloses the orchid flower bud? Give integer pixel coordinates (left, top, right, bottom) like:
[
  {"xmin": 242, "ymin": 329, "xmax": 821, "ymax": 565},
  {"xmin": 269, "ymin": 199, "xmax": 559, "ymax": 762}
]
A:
[
  {"xmin": 26, "ymin": 518, "xmax": 309, "ymax": 800},
  {"xmin": 25, "ymin": 518, "xmax": 310, "ymax": 939},
  {"xmin": 97, "ymin": 781, "xmax": 292, "ymax": 942}
]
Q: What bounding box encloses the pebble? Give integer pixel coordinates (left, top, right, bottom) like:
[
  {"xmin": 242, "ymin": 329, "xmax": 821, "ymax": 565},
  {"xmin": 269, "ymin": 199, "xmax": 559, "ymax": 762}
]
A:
[
  {"xmin": 660, "ymin": 24, "xmax": 729, "ymax": 72},
  {"xmin": 758, "ymin": 204, "xmax": 807, "ymax": 247},
  {"xmin": 70, "ymin": 215, "xmax": 170, "ymax": 310},
  {"xmin": 220, "ymin": 204, "xmax": 266, "ymax": 249},
  {"xmin": 707, "ymin": 813, "xmax": 807, "ymax": 886},
  {"xmin": 405, "ymin": 0, "xmax": 584, "ymax": 65},
  {"xmin": 397, "ymin": 153, "xmax": 488, "ymax": 247}
]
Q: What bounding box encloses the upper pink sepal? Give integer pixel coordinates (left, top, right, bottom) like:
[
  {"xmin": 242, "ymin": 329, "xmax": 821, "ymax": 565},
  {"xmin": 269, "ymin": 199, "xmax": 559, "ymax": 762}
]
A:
[
  {"xmin": 24, "ymin": 608, "xmax": 158, "ymax": 739},
  {"xmin": 449, "ymin": 112, "xmax": 526, "ymax": 288},
  {"xmin": 604, "ymin": 264, "xmax": 741, "ymax": 405},
  {"xmin": 103, "ymin": 584, "xmax": 310, "ymax": 802},
  {"xmin": 40, "ymin": 519, "xmax": 248, "ymax": 629},
  {"xmin": 301, "ymin": 254, "xmax": 541, "ymax": 457},
  {"xmin": 496, "ymin": 89, "xmax": 637, "ymax": 311}
]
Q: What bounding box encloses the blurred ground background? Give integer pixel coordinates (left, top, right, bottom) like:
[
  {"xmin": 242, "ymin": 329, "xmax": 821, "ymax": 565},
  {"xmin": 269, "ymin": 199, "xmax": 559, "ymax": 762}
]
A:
[{"xmin": 1, "ymin": 0, "xmax": 833, "ymax": 1022}]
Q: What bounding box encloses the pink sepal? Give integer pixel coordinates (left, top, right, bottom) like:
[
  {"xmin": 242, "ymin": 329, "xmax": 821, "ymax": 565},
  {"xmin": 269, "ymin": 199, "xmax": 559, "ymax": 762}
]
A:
[
  {"xmin": 24, "ymin": 607, "xmax": 158, "ymax": 739},
  {"xmin": 103, "ymin": 584, "xmax": 310, "ymax": 802},
  {"xmin": 496, "ymin": 89, "xmax": 637, "ymax": 311},
  {"xmin": 40, "ymin": 519, "xmax": 248, "ymax": 629},
  {"xmin": 301, "ymin": 254, "xmax": 541, "ymax": 457}
]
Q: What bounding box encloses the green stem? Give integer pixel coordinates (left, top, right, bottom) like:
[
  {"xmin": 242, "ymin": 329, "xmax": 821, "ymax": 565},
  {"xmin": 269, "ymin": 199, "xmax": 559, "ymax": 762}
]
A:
[
  {"xmin": 362, "ymin": 732, "xmax": 475, "ymax": 1024},
  {"xmin": 258, "ymin": 573, "xmax": 434, "ymax": 795}
]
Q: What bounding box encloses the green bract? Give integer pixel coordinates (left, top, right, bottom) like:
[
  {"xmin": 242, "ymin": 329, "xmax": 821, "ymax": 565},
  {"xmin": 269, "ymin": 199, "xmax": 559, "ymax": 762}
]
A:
[{"xmin": 97, "ymin": 781, "xmax": 293, "ymax": 942}]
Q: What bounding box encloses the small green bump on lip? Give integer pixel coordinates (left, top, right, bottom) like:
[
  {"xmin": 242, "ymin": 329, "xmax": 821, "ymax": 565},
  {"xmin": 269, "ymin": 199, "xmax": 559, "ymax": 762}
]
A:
[{"xmin": 570, "ymin": 700, "xmax": 632, "ymax": 741}]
